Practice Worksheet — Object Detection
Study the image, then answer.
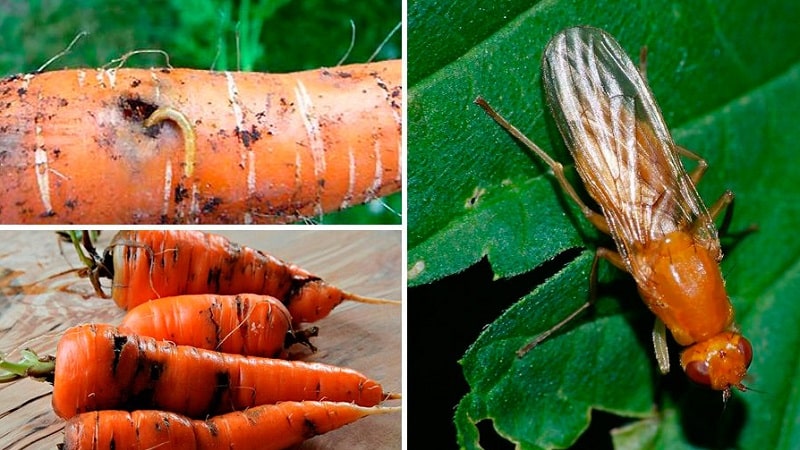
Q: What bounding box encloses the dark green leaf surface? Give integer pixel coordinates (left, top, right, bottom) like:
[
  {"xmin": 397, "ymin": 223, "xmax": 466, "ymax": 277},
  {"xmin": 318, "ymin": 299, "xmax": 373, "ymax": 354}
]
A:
[{"xmin": 408, "ymin": 0, "xmax": 800, "ymax": 448}]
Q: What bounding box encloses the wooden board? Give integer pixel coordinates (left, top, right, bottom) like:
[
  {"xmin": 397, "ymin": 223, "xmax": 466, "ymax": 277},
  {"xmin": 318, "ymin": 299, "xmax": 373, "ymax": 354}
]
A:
[{"xmin": 0, "ymin": 230, "xmax": 401, "ymax": 449}]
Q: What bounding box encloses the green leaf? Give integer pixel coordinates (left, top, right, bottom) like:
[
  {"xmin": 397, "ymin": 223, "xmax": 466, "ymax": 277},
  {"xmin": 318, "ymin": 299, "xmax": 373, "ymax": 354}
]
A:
[
  {"xmin": 408, "ymin": 0, "xmax": 800, "ymax": 448},
  {"xmin": 455, "ymin": 251, "xmax": 655, "ymax": 449}
]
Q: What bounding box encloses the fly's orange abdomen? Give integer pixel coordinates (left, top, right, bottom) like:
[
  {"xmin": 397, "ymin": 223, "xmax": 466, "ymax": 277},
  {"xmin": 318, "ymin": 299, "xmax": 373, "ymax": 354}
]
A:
[{"xmin": 636, "ymin": 230, "xmax": 733, "ymax": 346}]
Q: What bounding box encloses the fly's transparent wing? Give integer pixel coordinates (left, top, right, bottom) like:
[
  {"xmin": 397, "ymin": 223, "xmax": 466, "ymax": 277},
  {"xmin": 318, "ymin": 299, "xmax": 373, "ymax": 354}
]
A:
[{"xmin": 541, "ymin": 26, "xmax": 720, "ymax": 279}]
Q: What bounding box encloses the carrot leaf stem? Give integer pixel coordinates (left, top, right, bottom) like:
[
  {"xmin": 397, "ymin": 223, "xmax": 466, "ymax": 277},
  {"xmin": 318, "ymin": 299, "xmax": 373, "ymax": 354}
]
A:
[{"xmin": 0, "ymin": 349, "xmax": 55, "ymax": 383}]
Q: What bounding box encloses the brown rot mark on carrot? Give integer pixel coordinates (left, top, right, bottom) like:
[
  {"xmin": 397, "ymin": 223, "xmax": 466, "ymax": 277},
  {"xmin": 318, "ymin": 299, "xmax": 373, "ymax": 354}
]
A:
[
  {"xmin": 174, "ymin": 184, "xmax": 188, "ymax": 203},
  {"xmin": 238, "ymin": 125, "xmax": 261, "ymax": 148},
  {"xmin": 130, "ymin": 79, "xmax": 141, "ymax": 88},
  {"xmin": 201, "ymin": 196, "xmax": 222, "ymax": 213},
  {"xmin": 118, "ymin": 96, "xmax": 158, "ymax": 123}
]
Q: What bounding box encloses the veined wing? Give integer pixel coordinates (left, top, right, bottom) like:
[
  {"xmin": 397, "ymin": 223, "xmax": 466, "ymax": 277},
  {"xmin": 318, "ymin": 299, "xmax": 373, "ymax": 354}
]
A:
[{"xmin": 540, "ymin": 26, "xmax": 720, "ymax": 280}]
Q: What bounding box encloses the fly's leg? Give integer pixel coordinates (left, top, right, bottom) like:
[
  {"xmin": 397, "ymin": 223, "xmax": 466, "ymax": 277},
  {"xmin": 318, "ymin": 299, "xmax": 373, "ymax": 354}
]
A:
[
  {"xmin": 474, "ymin": 96, "xmax": 610, "ymax": 234},
  {"xmin": 652, "ymin": 318, "xmax": 670, "ymax": 374},
  {"xmin": 676, "ymin": 145, "xmax": 711, "ymax": 187},
  {"xmin": 517, "ymin": 247, "xmax": 625, "ymax": 357},
  {"xmin": 144, "ymin": 107, "xmax": 197, "ymax": 178},
  {"xmin": 590, "ymin": 232, "xmax": 669, "ymax": 374}
]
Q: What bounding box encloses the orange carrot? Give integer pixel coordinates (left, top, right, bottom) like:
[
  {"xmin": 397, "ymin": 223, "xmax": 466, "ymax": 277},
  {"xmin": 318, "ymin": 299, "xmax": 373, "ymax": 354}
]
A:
[
  {"xmin": 93, "ymin": 230, "xmax": 398, "ymax": 323},
  {"xmin": 60, "ymin": 402, "xmax": 401, "ymax": 450},
  {"xmin": 0, "ymin": 60, "xmax": 402, "ymax": 224},
  {"xmin": 118, "ymin": 293, "xmax": 318, "ymax": 357},
  {"xmin": 38, "ymin": 323, "xmax": 394, "ymax": 419}
]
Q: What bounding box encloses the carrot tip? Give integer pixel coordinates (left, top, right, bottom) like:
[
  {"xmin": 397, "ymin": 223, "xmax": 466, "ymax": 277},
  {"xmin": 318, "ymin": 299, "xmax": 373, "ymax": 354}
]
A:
[
  {"xmin": 343, "ymin": 292, "xmax": 400, "ymax": 305},
  {"xmin": 383, "ymin": 392, "xmax": 402, "ymax": 401}
]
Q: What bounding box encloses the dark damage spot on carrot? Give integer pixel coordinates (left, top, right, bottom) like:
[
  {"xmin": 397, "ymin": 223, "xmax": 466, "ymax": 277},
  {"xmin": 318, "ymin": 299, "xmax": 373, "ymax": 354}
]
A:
[
  {"xmin": 201, "ymin": 197, "xmax": 222, "ymax": 213},
  {"xmin": 174, "ymin": 184, "xmax": 188, "ymax": 204},
  {"xmin": 207, "ymin": 421, "xmax": 219, "ymax": 437},
  {"xmin": 207, "ymin": 267, "xmax": 222, "ymax": 292},
  {"xmin": 65, "ymin": 199, "xmax": 77, "ymax": 209},
  {"xmin": 302, "ymin": 417, "xmax": 319, "ymax": 438},
  {"xmin": 130, "ymin": 79, "xmax": 141, "ymax": 88},
  {"xmin": 208, "ymin": 372, "xmax": 230, "ymax": 413},
  {"xmin": 111, "ymin": 335, "xmax": 128, "ymax": 375},
  {"xmin": 119, "ymin": 96, "xmax": 158, "ymax": 123},
  {"xmin": 149, "ymin": 362, "xmax": 163, "ymax": 381},
  {"xmin": 238, "ymin": 125, "xmax": 261, "ymax": 148},
  {"xmin": 39, "ymin": 209, "xmax": 56, "ymax": 218}
]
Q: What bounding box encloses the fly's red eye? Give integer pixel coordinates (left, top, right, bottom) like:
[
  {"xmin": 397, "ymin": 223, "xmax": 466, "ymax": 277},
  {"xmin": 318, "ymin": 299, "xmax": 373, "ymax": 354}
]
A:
[
  {"xmin": 739, "ymin": 337, "xmax": 753, "ymax": 369},
  {"xmin": 685, "ymin": 360, "xmax": 711, "ymax": 386}
]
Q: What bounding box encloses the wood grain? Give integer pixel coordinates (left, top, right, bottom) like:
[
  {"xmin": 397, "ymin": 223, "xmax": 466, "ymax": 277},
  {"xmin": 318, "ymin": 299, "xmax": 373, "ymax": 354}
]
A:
[{"xmin": 0, "ymin": 230, "xmax": 401, "ymax": 449}]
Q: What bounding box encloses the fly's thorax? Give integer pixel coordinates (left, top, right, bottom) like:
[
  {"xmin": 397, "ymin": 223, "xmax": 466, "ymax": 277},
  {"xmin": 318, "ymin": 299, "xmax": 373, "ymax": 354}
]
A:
[
  {"xmin": 633, "ymin": 230, "xmax": 733, "ymax": 346},
  {"xmin": 680, "ymin": 331, "xmax": 752, "ymax": 392}
]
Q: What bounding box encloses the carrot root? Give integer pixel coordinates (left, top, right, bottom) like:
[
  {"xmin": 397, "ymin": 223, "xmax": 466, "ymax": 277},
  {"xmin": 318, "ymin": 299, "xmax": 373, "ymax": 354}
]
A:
[
  {"xmin": 51, "ymin": 324, "xmax": 391, "ymax": 419},
  {"xmin": 61, "ymin": 402, "xmax": 401, "ymax": 450},
  {"xmin": 343, "ymin": 291, "xmax": 401, "ymax": 305}
]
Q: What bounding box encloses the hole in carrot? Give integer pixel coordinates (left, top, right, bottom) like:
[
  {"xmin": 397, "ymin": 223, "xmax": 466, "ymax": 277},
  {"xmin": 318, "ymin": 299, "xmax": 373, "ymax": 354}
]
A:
[{"xmin": 118, "ymin": 96, "xmax": 158, "ymax": 124}]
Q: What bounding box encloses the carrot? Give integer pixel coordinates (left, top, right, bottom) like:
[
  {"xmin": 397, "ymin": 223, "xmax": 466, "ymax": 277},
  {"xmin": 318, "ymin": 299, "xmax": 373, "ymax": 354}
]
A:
[
  {"xmin": 118, "ymin": 293, "xmax": 318, "ymax": 357},
  {"xmin": 1, "ymin": 323, "xmax": 396, "ymax": 419},
  {"xmin": 0, "ymin": 60, "xmax": 402, "ymax": 224},
  {"xmin": 60, "ymin": 401, "xmax": 401, "ymax": 450},
  {"xmin": 91, "ymin": 230, "xmax": 398, "ymax": 323}
]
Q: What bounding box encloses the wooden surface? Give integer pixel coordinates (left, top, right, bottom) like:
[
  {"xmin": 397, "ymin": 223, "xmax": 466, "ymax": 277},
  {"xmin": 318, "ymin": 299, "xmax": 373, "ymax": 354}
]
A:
[{"xmin": 0, "ymin": 230, "xmax": 401, "ymax": 449}]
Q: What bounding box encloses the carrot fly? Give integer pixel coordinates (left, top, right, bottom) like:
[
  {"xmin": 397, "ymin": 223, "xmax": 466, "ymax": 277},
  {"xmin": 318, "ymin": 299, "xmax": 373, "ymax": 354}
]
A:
[{"xmin": 474, "ymin": 25, "xmax": 752, "ymax": 403}]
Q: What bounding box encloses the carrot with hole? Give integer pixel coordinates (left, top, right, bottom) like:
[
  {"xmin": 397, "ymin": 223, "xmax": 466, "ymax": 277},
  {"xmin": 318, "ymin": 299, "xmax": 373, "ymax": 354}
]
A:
[
  {"xmin": 60, "ymin": 401, "xmax": 401, "ymax": 450},
  {"xmin": 0, "ymin": 323, "xmax": 396, "ymax": 419},
  {"xmin": 119, "ymin": 293, "xmax": 318, "ymax": 357},
  {"xmin": 87, "ymin": 230, "xmax": 398, "ymax": 323},
  {"xmin": 0, "ymin": 60, "xmax": 402, "ymax": 224}
]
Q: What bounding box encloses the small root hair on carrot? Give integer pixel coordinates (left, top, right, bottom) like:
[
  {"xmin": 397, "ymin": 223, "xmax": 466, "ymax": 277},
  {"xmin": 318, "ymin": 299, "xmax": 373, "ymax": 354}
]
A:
[
  {"xmin": 102, "ymin": 49, "xmax": 173, "ymax": 70},
  {"xmin": 336, "ymin": 19, "xmax": 357, "ymax": 66},
  {"xmin": 368, "ymin": 21, "xmax": 401, "ymax": 62},
  {"xmin": 36, "ymin": 31, "xmax": 90, "ymax": 74},
  {"xmin": 342, "ymin": 291, "xmax": 400, "ymax": 306}
]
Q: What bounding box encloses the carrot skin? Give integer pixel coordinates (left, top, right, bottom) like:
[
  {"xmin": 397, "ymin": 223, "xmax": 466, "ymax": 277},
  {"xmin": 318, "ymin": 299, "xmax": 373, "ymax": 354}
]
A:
[
  {"xmin": 118, "ymin": 293, "xmax": 296, "ymax": 358},
  {"xmin": 107, "ymin": 230, "xmax": 355, "ymax": 323},
  {"xmin": 51, "ymin": 324, "xmax": 387, "ymax": 419},
  {"xmin": 60, "ymin": 410, "xmax": 198, "ymax": 450},
  {"xmin": 0, "ymin": 61, "xmax": 402, "ymax": 224},
  {"xmin": 61, "ymin": 402, "xmax": 399, "ymax": 450}
]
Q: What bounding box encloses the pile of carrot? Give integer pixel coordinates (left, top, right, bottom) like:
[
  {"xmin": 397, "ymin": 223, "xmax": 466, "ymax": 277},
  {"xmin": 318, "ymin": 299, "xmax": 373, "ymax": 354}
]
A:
[{"xmin": 1, "ymin": 230, "xmax": 400, "ymax": 449}]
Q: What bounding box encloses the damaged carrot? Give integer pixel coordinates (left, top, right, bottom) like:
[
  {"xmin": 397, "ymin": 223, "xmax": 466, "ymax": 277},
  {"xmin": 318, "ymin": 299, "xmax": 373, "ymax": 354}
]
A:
[
  {"xmin": 119, "ymin": 293, "xmax": 318, "ymax": 357},
  {"xmin": 0, "ymin": 60, "xmax": 402, "ymax": 224},
  {"xmin": 88, "ymin": 230, "xmax": 399, "ymax": 324},
  {"xmin": 0, "ymin": 323, "xmax": 397, "ymax": 419},
  {"xmin": 60, "ymin": 402, "xmax": 401, "ymax": 450}
]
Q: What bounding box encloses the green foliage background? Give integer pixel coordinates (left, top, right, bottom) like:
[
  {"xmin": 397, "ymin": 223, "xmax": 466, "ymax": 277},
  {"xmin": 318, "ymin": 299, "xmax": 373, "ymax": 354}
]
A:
[
  {"xmin": 408, "ymin": 0, "xmax": 800, "ymax": 449},
  {"xmin": 0, "ymin": 0, "xmax": 401, "ymax": 224}
]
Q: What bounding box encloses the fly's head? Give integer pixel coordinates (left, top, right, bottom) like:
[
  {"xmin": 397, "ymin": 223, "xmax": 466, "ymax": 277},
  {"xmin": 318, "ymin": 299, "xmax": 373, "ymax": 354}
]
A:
[{"xmin": 680, "ymin": 331, "xmax": 752, "ymax": 401}]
